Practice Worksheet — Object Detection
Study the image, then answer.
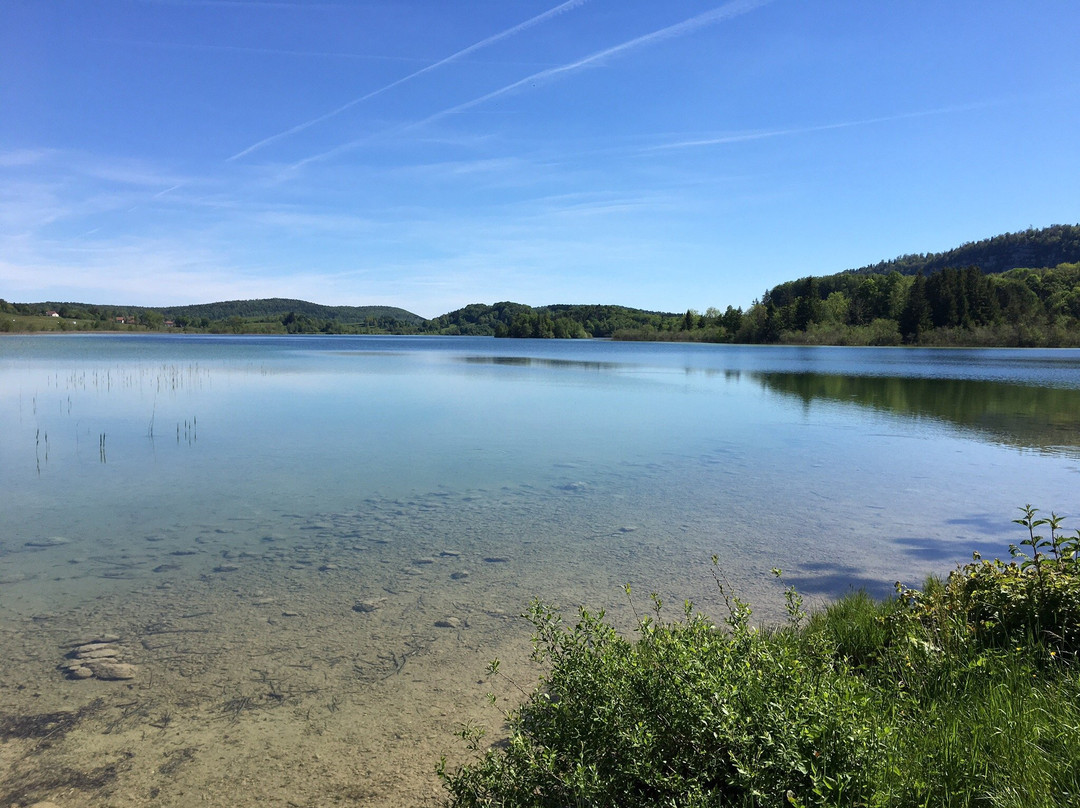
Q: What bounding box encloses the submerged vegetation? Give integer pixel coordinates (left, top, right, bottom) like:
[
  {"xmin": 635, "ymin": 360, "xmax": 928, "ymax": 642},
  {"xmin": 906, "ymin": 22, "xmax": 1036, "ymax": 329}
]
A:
[{"xmin": 439, "ymin": 507, "xmax": 1080, "ymax": 807}]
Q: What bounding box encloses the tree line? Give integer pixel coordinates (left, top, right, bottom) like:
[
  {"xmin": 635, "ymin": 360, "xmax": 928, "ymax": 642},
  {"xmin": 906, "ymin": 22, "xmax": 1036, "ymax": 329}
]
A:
[
  {"xmin": 718, "ymin": 262, "xmax": 1080, "ymax": 347},
  {"xmin": 5, "ymin": 224, "xmax": 1079, "ymax": 345}
]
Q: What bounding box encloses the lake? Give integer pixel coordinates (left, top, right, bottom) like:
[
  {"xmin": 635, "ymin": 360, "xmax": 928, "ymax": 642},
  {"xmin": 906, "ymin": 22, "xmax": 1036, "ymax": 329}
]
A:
[{"xmin": 2, "ymin": 334, "xmax": 1078, "ymax": 806}]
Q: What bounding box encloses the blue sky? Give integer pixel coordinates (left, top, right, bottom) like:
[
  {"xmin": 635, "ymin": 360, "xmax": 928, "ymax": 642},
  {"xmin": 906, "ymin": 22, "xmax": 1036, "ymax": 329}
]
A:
[{"xmin": 2, "ymin": 1, "xmax": 1078, "ymax": 318}]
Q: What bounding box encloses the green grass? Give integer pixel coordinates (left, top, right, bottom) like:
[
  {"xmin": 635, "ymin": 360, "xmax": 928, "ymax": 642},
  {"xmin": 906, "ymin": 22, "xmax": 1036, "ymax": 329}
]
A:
[{"xmin": 439, "ymin": 508, "xmax": 1080, "ymax": 807}]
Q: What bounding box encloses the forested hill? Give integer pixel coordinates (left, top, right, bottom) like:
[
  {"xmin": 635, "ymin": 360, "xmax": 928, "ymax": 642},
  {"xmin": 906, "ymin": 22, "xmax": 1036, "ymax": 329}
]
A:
[
  {"xmin": 847, "ymin": 224, "xmax": 1080, "ymax": 277},
  {"xmin": 422, "ymin": 302, "xmax": 679, "ymax": 338},
  {"xmin": 154, "ymin": 298, "xmax": 423, "ymax": 325}
]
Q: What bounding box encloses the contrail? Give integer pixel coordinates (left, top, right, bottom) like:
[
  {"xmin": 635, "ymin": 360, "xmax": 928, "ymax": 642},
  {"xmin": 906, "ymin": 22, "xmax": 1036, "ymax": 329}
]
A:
[
  {"xmin": 228, "ymin": 0, "xmax": 593, "ymax": 162},
  {"xmin": 407, "ymin": 0, "xmax": 776, "ymax": 131},
  {"xmin": 290, "ymin": 0, "xmax": 777, "ymax": 171},
  {"xmin": 647, "ymin": 101, "xmax": 1002, "ymax": 151}
]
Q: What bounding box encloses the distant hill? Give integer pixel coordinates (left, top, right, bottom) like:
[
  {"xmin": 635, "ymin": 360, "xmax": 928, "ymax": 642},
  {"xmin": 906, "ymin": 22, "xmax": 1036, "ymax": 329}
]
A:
[
  {"xmin": 846, "ymin": 224, "xmax": 1080, "ymax": 276},
  {"xmin": 153, "ymin": 298, "xmax": 424, "ymax": 325},
  {"xmin": 424, "ymin": 301, "xmax": 680, "ymax": 338}
]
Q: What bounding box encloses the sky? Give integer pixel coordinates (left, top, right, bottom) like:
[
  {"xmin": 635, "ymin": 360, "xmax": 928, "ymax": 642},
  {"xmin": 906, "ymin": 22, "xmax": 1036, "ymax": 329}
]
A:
[{"xmin": 2, "ymin": 1, "xmax": 1079, "ymax": 318}]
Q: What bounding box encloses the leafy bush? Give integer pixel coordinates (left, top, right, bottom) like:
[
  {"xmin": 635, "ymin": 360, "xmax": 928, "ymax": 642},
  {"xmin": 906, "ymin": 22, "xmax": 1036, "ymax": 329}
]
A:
[
  {"xmin": 904, "ymin": 506, "xmax": 1080, "ymax": 660},
  {"xmin": 440, "ymin": 508, "xmax": 1080, "ymax": 807},
  {"xmin": 440, "ymin": 596, "xmax": 886, "ymax": 807}
]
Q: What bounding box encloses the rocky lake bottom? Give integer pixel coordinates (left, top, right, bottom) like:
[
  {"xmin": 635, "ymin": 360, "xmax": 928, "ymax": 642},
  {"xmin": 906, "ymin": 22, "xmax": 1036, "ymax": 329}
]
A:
[{"xmin": 1, "ymin": 482, "xmax": 788, "ymax": 808}]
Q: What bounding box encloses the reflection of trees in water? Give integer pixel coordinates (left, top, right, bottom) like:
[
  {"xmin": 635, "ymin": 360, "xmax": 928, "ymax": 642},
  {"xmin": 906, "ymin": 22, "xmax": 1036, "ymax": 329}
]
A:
[{"xmin": 754, "ymin": 372, "xmax": 1080, "ymax": 456}]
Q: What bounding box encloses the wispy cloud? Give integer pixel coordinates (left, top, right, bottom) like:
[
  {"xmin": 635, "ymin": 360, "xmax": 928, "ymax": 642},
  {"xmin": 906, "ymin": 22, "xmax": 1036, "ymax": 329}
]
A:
[
  {"xmin": 0, "ymin": 148, "xmax": 57, "ymax": 168},
  {"xmin": 646, "ymin": 101, "xmax": 1001, "ymax": 151},
  {"xmin": 228, "ymin": 0, "xmax": 593, "ymax": 162},
  {"xmin": 97, "ymin": 38, "xmax": 426, "ymax": 63}
]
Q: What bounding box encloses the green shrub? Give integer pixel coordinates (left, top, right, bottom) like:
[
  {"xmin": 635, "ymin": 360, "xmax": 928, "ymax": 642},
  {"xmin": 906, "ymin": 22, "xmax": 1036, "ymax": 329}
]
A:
[
  {"xmin": 440, "ymin": 597, "xmax": 887, "ymax": 807},
  {"xmin": 440, "ymin": 508, "xmax": 1080, "ymax": 807},
  {"xmin": 905, "ymin": 506, "xmax": 1080, "ymax": 660}
]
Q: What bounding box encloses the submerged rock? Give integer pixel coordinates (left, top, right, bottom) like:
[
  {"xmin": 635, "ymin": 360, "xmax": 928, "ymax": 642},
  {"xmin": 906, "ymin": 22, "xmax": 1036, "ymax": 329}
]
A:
[
  {"xmin": 71, "ymin": 644, "xmax": 122, "ymax": 660},
  {"xmin": 24, "ymin": 536, "xmax": 70, "ymax": 548},
  {"xmin": 62, "ymin": 635, "xmax": 135, "ymax": 681},
  {"xmin": 352, "ymin": 598, "xmax": 386, "ymax": 614},
  {"xmin": 86, "ymin": 660, "xmax": 137, "ymax": 680},
  {"xmin": 69, "ymin": 633, "xmax": 121, "ymax": 646}
]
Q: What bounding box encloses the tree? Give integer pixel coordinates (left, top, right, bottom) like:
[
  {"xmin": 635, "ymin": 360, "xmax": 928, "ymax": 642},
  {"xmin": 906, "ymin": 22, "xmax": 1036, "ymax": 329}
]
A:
[{"xmin": 899, "ymin": 273, "xmax": 932, "ymax": 342}]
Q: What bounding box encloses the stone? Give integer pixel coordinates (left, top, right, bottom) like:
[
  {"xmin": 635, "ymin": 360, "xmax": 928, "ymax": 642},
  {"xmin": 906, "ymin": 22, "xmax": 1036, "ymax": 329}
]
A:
[
  {"xmin": 24, "ymin": 536, "xmax": 70, "ymax": 548},
  {"xmin": 213, "ymin": 564, "xmax": 239, "ymax": 573},
  {"xmin": 435, "ymin": 617, "xmax": 462, "ymax": 629},
  {"xmin": 412, "ymin": 557, "xmax": 435, "ymax": 565},
  {"xmin": 70, "ymin": 633, "xmax": 121, "ymax": 646},
  {"xmin": 73, "ymin": 646, "xmax": 121, "ymax": 660},
  {"xmin": 483, "ymin": 556, "xmax": 509, "ymax": 563},
  {"xmin": 66, "ymin": 666, "xmax": 94, "ymax": 680},
  {"xmin": 450, "ymin": 571, "xmax": 470, "ymax": 580},
  {"xmin": 87, "ymin": 660, "xmax": 137, "ymax": 680},
  {"xmin": 353, "ymin": 598, "xmax": 386, "ymax": 614},
  {"xmin": 558, "ymin": 481, "xmax": 588, "ymax": 492}
]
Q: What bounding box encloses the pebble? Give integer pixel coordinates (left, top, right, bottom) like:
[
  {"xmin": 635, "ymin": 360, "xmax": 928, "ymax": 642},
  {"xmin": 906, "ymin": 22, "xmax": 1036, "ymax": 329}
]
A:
[
  {"xmin": 24, "ymin": 537, "xmax": 70, "ymax": 548},
  {"xmin": 412, "ymin": 557, "xmax": 435, "ymax": 565},
  {"xmin": 70, "ymin": 633, "xmax": 121, "ymax": 646},
  {"xmin": 213, "ymin": 564, "xmax": 239, "ymax": 573},
  {"xmin": 450, "ymin": 571, "xmax": 470, "ymax": 580},
  {"xmin": 439, "ymin": 550, "xmax": 461, "ymax": 558},
  {"xmin": 435, "ymin": 617, "xmax": 462, "ymax": 629},
  {"xmin": 73, "ymin": 646, "xmax": 121, "ymax": 660},
  {"xmin": 87, "ymin": 660, "xmax": 137, "ymax": 680},
  {"xmin": 61, "ymin": 636, "xmax": 137, "ymax": 681},
  {"xmin": 353, "ymin": 598, "xmax": 386, "ymax": 614},
  {"xmin": 483, "ymin": 557, "xmax": 510, "ymax": 563}
]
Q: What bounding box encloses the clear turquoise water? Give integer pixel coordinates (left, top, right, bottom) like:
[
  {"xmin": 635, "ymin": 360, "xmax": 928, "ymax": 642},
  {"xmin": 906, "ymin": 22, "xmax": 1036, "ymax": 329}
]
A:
[{"xmin": 2, "ymin": 334, "xmax": 1079, "ymax": 619}]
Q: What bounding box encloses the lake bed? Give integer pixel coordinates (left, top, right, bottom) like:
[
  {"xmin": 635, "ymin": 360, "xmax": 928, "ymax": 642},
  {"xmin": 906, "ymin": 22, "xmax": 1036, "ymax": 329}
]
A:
[{"xmin": 2, "ymin": 335, "xmax": 1078, "ymax": 806}]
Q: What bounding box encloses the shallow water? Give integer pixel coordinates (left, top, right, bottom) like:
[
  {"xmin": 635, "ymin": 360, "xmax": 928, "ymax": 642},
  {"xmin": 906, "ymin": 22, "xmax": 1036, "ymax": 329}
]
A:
[{"xmin": 1, "ymin": 334, "xmax": 1078, "ymax": 805}]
